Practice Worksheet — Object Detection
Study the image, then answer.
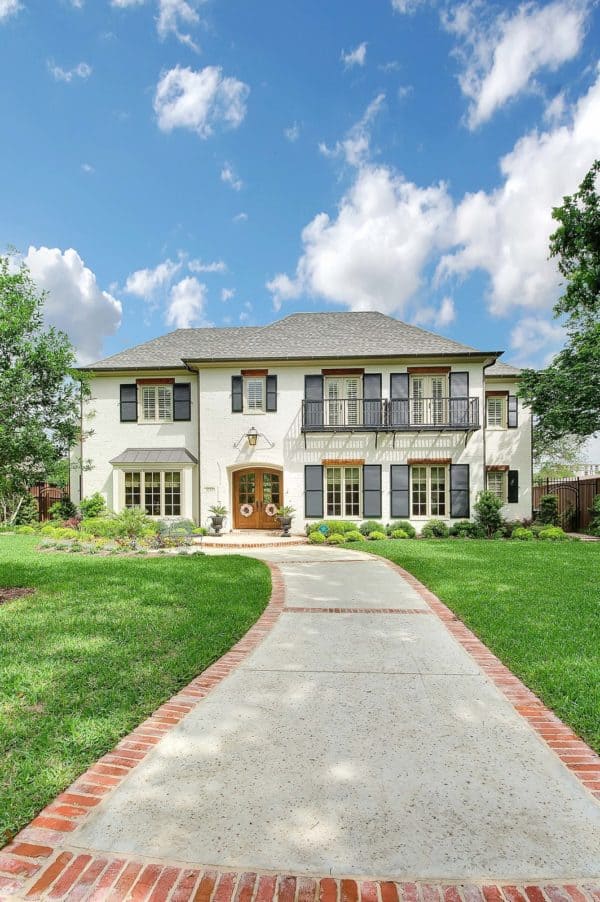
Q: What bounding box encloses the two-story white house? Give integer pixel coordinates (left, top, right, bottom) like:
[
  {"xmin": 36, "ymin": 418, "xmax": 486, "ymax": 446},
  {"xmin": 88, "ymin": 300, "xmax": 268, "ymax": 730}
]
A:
[{"xmin": 72, "ymin": 312, "xmax": 532, "ymax": 533}]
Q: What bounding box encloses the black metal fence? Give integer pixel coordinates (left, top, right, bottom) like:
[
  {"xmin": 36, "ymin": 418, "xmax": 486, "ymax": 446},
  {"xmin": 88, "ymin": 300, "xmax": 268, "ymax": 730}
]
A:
[{"xmin": 302, "ymin": 397, "xmax": 479, "ymax": 431}]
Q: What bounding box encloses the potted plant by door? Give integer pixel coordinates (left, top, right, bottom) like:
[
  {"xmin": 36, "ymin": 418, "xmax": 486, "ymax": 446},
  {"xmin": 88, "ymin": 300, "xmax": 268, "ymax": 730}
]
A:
[
  {"xmin": 277, "ymin": 505, "xmax": 296, "ymax": 537},
  {"xmin": 208, "ymin": 504, "xmax": 228, "ymax": 536}
]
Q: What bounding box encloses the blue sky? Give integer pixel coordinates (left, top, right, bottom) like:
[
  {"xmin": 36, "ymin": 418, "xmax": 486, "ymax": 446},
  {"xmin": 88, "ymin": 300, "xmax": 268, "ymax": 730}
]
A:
[{"xmin": 1, "ymin": 0, "xmax": 599, "ymax": 370}]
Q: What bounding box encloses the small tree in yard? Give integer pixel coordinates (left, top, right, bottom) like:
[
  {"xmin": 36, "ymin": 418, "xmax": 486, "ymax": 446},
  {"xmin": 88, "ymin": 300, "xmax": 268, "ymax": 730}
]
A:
[
  {"xmin": 538, "ymin": 494, "xmax": 559, "ymax": 525},
  {"xmin": 0, "ymin": 254, "xmax": 86, "ymax": 524},
  {"xmin": 474, "ymin": 490, "xmax": 504, "ymax": 537}
]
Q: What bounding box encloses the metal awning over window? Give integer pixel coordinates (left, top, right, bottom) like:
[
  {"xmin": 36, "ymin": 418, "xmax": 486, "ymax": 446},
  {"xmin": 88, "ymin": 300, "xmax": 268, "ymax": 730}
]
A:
[{"xmin": 110, "ymin": 448, "xmax": 198, "ymax": 465}]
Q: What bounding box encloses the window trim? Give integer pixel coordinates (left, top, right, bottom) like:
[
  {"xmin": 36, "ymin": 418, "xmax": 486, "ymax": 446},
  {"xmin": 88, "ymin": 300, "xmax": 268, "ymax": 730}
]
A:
[
  {"xmin": 410, "ymin": 464, "xmax": 448, "ymax": 519},
  {"xmin": 325, "ymin": 465, "xmax": 362, "ymax": 519},
  {"xmin": 486, "ymin": 469, "xmax": 507, "ymax": 502},
  {"xmin": 486, "ymin": 395, "xmax": 507, "ymax": 429},
  {"xmin": 243, "ymin": 376, "xmax": 266, "ymax": 414},
  {"xmin": 139, "ymin": 384, "xmax": 174, "ymax": 424},
  {"xmin": 122, "ymin": 469, "xmax": 183, "ymax": 517}
]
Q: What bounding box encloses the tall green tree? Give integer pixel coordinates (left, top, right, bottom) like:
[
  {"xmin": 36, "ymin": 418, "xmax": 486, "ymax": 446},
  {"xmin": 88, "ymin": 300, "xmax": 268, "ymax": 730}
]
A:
[
  {"xmin": 520, "ymin": 160, "xmax": 600, "ymax": 442},
  {"xmin": 0, "ymin": 254, "xmax": 85, "ymax": 523}
]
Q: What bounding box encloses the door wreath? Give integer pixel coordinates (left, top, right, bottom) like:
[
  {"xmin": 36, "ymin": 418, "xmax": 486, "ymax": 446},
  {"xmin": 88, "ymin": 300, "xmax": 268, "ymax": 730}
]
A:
[
  {"xmin": 264, "ymin": 503, "xmax": 278, "ymax": 518},
  {"xmin": 240, "ymin": 503, "xmax": 254, "ymax": 517}
]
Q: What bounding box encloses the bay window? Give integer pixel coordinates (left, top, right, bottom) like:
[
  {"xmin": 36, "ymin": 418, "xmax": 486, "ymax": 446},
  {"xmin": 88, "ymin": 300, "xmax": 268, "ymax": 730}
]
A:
[{"xmin": 124, "ymin": 470, "xmax": 182, "ymax": 517}]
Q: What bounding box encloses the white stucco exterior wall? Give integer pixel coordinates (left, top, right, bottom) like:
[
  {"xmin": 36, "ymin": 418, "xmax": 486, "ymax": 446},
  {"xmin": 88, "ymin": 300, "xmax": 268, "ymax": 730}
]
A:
[{"xmin": 484, "ymin": 377, "xmax": 533, "ymax": 522}]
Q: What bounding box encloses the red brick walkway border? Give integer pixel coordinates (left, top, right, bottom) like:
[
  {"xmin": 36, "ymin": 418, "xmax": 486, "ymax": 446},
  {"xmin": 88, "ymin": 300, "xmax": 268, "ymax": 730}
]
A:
[{"xmin": 1, "ymin": 558, "xmax": 599, "ymax": 900}]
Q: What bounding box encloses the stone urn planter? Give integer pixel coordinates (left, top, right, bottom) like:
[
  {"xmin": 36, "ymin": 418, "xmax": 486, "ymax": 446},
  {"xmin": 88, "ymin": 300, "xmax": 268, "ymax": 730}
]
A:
[
  {"xmin": 277, "ymin": 506, "xmax": 295, "ymax": 537},
  {"xmin": 208, "ymin": 504, "xmax": 227, "ymax": 536}
]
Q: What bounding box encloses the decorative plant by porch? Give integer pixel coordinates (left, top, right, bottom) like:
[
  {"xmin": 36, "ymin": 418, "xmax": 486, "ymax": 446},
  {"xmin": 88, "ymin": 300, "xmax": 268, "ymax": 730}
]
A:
[
  {"xmin": 276, "ymin": 505, "xmax": 295, "ymax": 536},
  {"xmin": 208, "ymin": 504, "xmax": 228, "ymax": 536}
]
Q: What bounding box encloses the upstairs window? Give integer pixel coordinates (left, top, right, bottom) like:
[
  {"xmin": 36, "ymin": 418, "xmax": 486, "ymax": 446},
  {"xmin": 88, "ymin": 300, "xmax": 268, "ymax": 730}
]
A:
[
  {"xmin": 410, "ymin": 375, "xmax": 447, "ymax": 426},
  {"xmin": 325, "ymin": 376, "xmax": 362, "ymax": 426},
  {"xmin": 486, "ymin": 396, "xmax": 506, "ymax": 429},
  {"xmin": 245, "ymin": 377, "xmax": 265, "ymax": 413},
  {"xmin": 141, "ymin": 385, "xmax": 173, "ymax": 423}
]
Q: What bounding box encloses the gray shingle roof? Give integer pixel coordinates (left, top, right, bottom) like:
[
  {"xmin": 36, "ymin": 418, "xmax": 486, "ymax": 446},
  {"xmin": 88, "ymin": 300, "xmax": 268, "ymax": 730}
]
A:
[
  {"xmin": 110, "ymin": 448, "xmax": 198, "ymax": 465},
  {"xmin": 485, "ymin": 361, "xmax": 522, "ymax": 377},
  {"xmin": 84, "ymin": 312, "xmax": 502, "ymax": 370}
]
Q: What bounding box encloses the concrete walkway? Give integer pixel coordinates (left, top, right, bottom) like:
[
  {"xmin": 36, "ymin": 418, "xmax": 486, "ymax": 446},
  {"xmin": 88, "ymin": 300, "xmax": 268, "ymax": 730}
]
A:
[{"xmin": 60, "ymin": 547, "xmax": 600, "ymax": 882}]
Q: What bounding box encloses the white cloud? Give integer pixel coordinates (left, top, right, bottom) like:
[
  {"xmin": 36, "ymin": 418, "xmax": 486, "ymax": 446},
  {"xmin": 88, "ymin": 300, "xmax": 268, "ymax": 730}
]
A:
[
  {"xmin": 438, "ymin": 67, "xmax": 600, "ymax": 317},
  {"xmin": 391, "ymin": 0, "xmax": 428, "ymax": 12},
  {"xmin": 125, "ymin": 258, "xmax": 182, "ymax": 300},
  {"xmin": 444, "ymin": 0, "xmax": 589, "ymax": 129},
  {"xmin": 413, "ymin": 296, "xmax": 456, "ymax": 329},
  {"xmin": 284, "ymin": 122, "xmax": 300, "ymax": 142},
  {"xmin": 220, "ymin": 163, "xmax": 243, "ymax": 191},
  {"xmin": 154, "ymin": 65, "xmax": 249, "ymax": 138},
  {"xmin": 166, "ymin": 276, "xmax": 208, "ymax": 328},
  {"xmin": 188, "ymin": 258, "xmax": 227, "ymax": 273},
  {"xmin": 24, "ymin": 247, "xmax": 122, "ymax": 365},
  {"xmin": 509, "ymin": 316, "xmax": 565, "ymax": 366},
  {"xmin": 157, "ymin": 0, "xmax": 200, "ymax": 50},
  {"xmin": 81, "ymin": 162, "xmax": 94, "ymax": 174},
  {"xmin": 267, "ymin": 165, "xmax": 452, "ymax": 315},
  {"xmin": 233, "ymin": 212, "xmax": 248, "ymax": 223},
  {"xmin": 544, "ymin": 91, "xmax": 567, "ymax": 125},
  {"xmin": 341, "ymin": 42, "xmax": 367, "ymax": 69},
  {"xmin": 111, "ymin": 0, "xmax": 146, "ymax": 6},
  {"xmin": 221, "ymin": 287, "xmax": 235, "ymax": 301},
  {"xmin": 0, "ymin": 0, "xmax": 21, "ymax": 21},
  {"xmin": 319, "ymin": 93, "xmax": 385, "ymax": 167},
  {"xmin": 48, "ymin": 61, "xmax": 92, "ymax": 83}
]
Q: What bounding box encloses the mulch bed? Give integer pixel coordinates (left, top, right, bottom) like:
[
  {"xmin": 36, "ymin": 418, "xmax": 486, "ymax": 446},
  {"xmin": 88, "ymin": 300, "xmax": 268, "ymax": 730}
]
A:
[{"xmin": 0, "ymin": 587, "xmax": 34, "ymax": 605}]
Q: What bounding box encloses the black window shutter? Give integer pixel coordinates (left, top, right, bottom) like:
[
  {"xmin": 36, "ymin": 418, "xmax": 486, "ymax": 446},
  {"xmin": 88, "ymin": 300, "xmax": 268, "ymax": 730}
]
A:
[
  {"xmin": 363, "ymin": 465, "xmax": 382, "ymax": 518},
  {"xmin": 449, "ymin": 372, "xmax": 469, "ymax": 426},
  {"xmin": 508, "ymin": 469, "xmax": 519, "ymax": 503},
  {"xmin": 508, "ymin": 395, "xmax": 518, "ymax": 428},
  {"xmin": 231, "ymin": 375, "xmax": 243, "ymax": 413},
  {"xmin": 305, "ymin": 465, "xmax": 324, "ymax": 518},
  {"xmin": 120, "ymin": 384, "xmax": 138, "ymax": 422},
  {"xmin": 389, "ymin": 373, "xmax": 409, "ymax": 426},
  {"xmin": 266, "ymin": 375, "xmax": 278, "ymax": 412},
  {"xmin": 304, "ymin": 375, "xmax": 324, "ymax": 427},
  {"xmin": 450, "ymin": 464, "xmax": 470, "ymax": 518},
  {"xmin": 363, "ymin": 373, "xmax": 382, "ymax": 427},
  {"xmin": 390, "ymin": 464, "xmax": 409, "ymax": 518},
  {"xmin": 173, "ymin": 382, "xmax": 191, "ymax": 421}
]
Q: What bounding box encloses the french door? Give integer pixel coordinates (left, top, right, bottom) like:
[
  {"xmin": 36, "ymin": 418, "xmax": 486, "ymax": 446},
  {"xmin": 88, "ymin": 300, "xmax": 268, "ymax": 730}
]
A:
[
  {"xmin": 233, "ymin": 468, "xmax": 282, "ymax": 529},
  {"xmin": 325, "ymin": 377, "xmax": 362, "ymax": 427},
  {"xmin": 410, "ymin": 375, "xmax": 447, "ymax": 426}
]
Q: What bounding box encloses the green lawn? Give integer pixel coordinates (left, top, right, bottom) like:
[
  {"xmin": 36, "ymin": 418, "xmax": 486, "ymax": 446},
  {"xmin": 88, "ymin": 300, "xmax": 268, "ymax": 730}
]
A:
[
  {"xmin": 366, "ymin": 539, "xmax": 600, "ymax": 753},
  {"xmin": 0, "ymin": 536, "xmax": 270, "ymax": 846}
]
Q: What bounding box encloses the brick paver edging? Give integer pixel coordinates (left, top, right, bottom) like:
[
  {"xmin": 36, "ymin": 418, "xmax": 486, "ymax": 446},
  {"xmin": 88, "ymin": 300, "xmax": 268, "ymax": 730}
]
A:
[
  {"xmin": 382, "ymin": 559, "xmax": 600, "ymax": 808},
  {"xmin": 0, "ymin": 563, "xmax": 287, "ymax": 900}
]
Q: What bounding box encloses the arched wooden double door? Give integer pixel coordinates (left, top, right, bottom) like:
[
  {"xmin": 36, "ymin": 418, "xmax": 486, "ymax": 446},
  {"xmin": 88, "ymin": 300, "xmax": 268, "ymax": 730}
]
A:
[{"xmin": 233, "ymin": 468, "xmax": 282, "ymax": 529}]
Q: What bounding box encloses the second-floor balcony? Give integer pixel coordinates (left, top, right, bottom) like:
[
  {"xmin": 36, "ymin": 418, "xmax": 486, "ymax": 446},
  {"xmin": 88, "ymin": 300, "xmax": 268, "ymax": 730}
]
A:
[{"xmin": 301, "ymin": 396, "xmax": 480, "ymax": 432}]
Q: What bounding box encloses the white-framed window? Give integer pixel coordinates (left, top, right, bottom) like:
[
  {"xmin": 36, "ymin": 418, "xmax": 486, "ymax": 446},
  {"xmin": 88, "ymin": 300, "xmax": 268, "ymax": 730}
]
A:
[
  {"xmin": 140, "ymin": 385, "xmax": 173, "ymax": 423},
  {"xmin": 244, "ymin": 377, "xmax": 265, "ymax": 413},
  {"xmin": 325, "ymin": 466, "xmax": 361, "ymax": 517},
  {"xmin": 486, "ymin": 396, "xmax": 506, "ymax": 429},
  {"xmin": 411, "ymin": 465, "xmax": 447, "ymax": 518},
  {"xmin": 410, "ymin": 375, "xmax": 448, "ymax": 426},
  {"xmin": 325, "ymin": 377, "xmax": 362, "ymax": 426},
  {"xmin": 124, "ymin": 470, "xmax": 182, "ymax": 517},
  {"xmin": 486, "ymin": 470, "xmax": 507, "ymax": 501}
]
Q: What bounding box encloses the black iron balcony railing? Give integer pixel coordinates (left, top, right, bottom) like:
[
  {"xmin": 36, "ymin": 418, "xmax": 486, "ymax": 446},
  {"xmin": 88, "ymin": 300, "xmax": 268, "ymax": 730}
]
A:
[{"xmin": 301, "ymin": 397, "xmax": 480, "ymax": 432}]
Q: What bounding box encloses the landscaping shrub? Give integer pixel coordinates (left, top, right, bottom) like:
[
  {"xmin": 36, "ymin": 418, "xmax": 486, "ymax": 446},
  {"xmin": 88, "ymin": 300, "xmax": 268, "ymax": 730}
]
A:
[
  {"xmin": 15, "ymin": 525, "xmax": 36, "ymax": 535},
  {"xmin": 48, "ymin": 498, "xmax": 78, "ymax": 521},
  {"xmin": 14, "ymin": 493, "xmax": 39, "ymax": 526},
  {"xmin": 345, "ymin": 530, "xmax": 365, "ymax": 542},
  {"xmin": 538, "ymin": 494, "xmax": 559, "ymax": 526},
  {"xmin": 359, "ymin": 520, "xmax": 384, "ymax": 536},
  {"xmin": 420, "ymin": 519, "xmax": 449, "ymax": 538},
  {"xmin": 474, "ymin": 490, "xmax": 504, "ymax": 537},
  {"xmin": 306, "ymin": 520, "xmax": 355, "ymax": 536},
  {"xmin": 391, "ymin": 528, "xmax": 409, "ymax": 539},
  {"xmin": 308, "ymin": 531, "xmax": 326, "ymax": 544},
  {"xmin": 449, "ymin": 520, "xmax": 485, "ymax": 539},
  {"xmin": 494, "ymin": 520, "xmax": 520, "ymax": 539},
  {"xmin": 588, "ymin": 494, "xmax": 600, "ymax": 537},
  {"xmin": 513, "ymin": 527, "xmax": 534, "ymax": 541},
  {"xmin": 80, "ymin": 517, "xmax": 121, "ymax": 538},
  {"xmin": 386, "ymin": 520, "xmax": 416, "ymax": 538},
  {"xmin": 157, "ymin": 518, "xmax": 196, "ymax": 536},
  {"xmin": 368, "ymin": 530, "xmax": 387, "ymax": 540},
  {"xmin": 327, "ymin": 533, "xmax": 346, "ymax": 545},
  {"xmin": 538, "ymin": 526, "xmax": 569, "ymax": 542},
  {"xmin": 193, "ymin": 526, "xmax": 208, "ymax": 536},
  {"xmin": 112, "ymin": 508, "xmax": 157, "ymax": 539},
  {"xmin": 78, "ymin": 492, "xmax": 108, "ymax": 519}
]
